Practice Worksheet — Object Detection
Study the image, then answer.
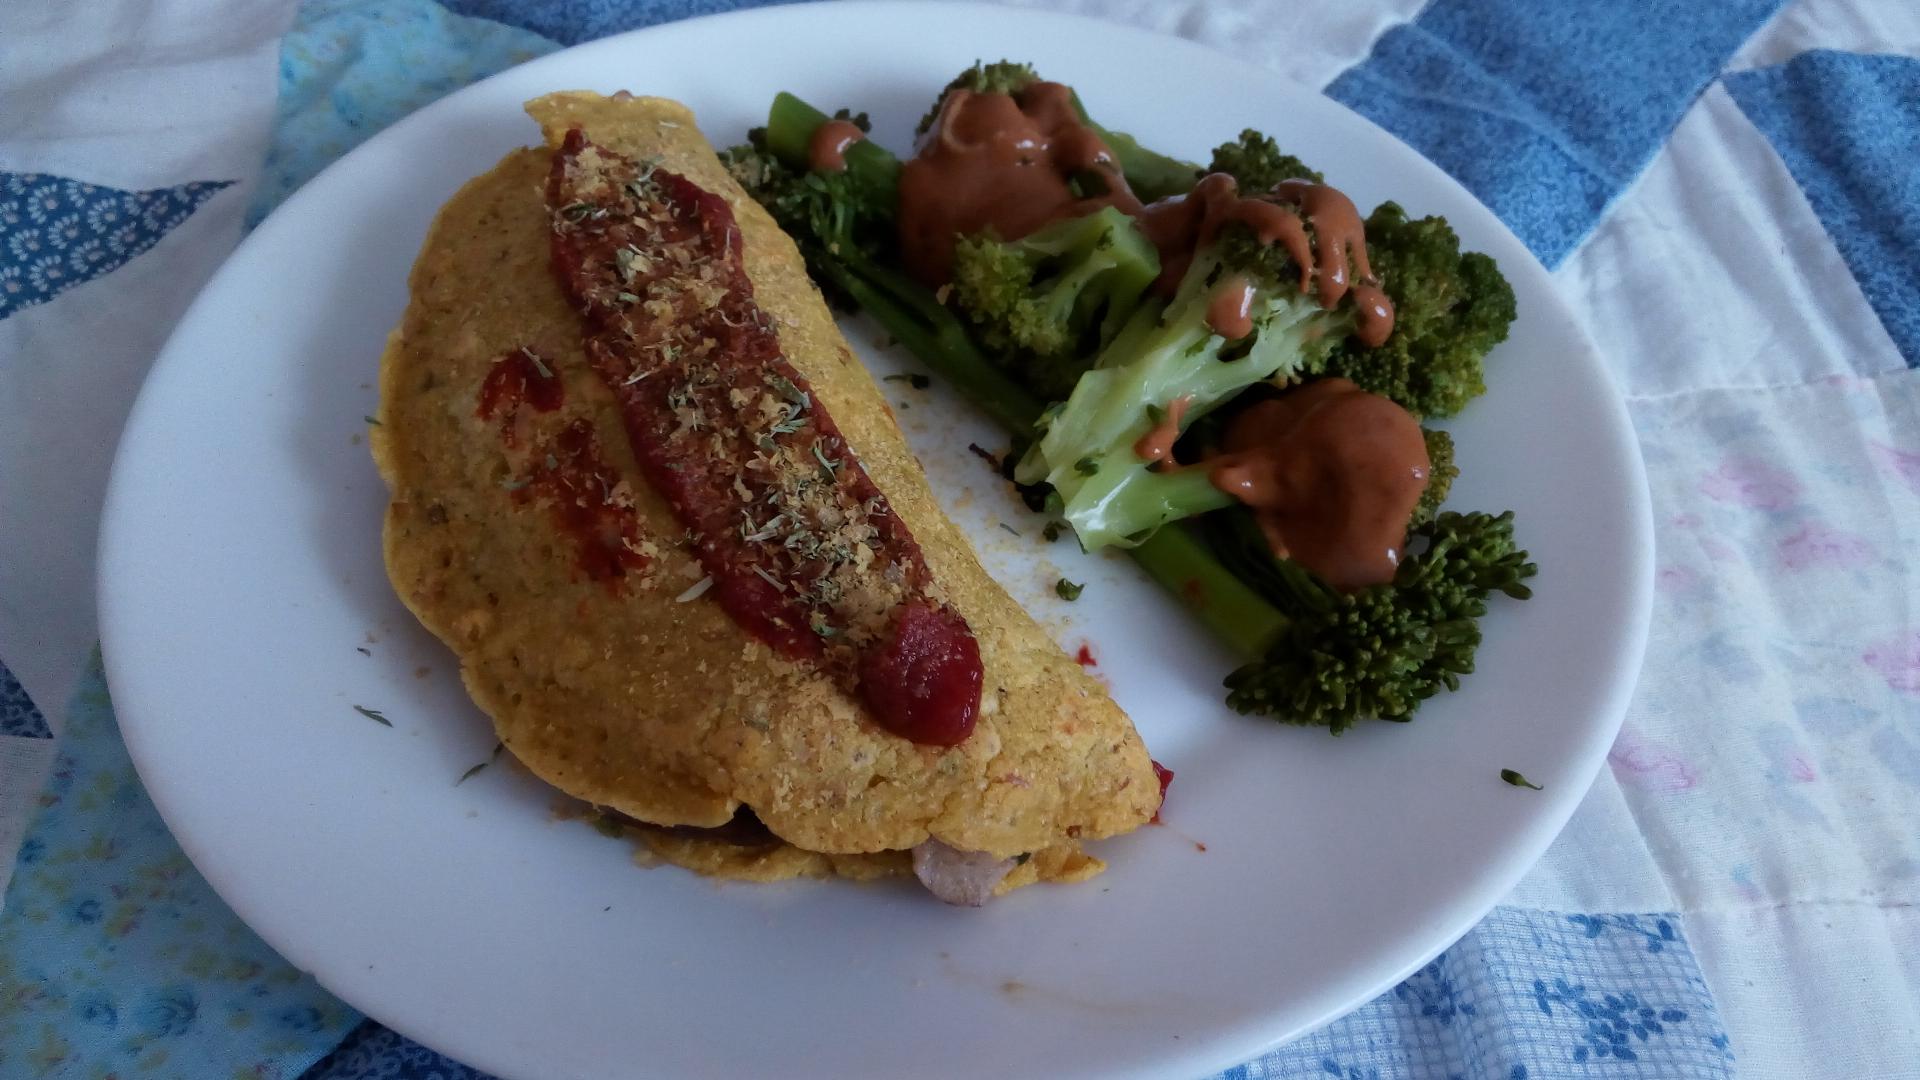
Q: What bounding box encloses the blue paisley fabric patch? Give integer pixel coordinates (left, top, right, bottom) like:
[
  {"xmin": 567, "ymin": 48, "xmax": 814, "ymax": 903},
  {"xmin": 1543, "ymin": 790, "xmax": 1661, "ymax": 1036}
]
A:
[
  {"xmin": 1, "ymin": 660, "xmax": 52, "ymax": 740},
  {"xmin": 0, "ymin": 656, "xmax": 360, "ymax": 1079},
  {"xmin": 1724, "ymin": 50, "xmax": 1920, "ymax": 368},
  {"xmin": 1326, "ymin": 0, "xmax": 1784, "ymax": 267},
  {"xmin": 0, "ymin": 173, "xmax": 230, "ymax": 321}
]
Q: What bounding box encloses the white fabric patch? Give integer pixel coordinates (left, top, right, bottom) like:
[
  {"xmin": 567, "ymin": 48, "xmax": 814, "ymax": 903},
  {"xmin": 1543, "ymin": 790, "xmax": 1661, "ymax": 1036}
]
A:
[
  {"xmin": 0, "ymin": 192, "xmax": 251, "ymax": 711},
  {"xmin": 0, "ymin": 735, "xmax": 57, "ymax": 905},
  {"xmin": 0, "ymin": 0, "xmax": 292, "ymax": 187},
  {"xmin": 1618, "ymin": 374, "xmax": 1920, "ymax": 910},
  {"xmin": 1729, "ymin": 0, "xmax": 1920, "ymax": 73},
  {"xmin": 1510, "ymin": 770, "xmax": 1679, "ymax": 913},
  {"xmin": 989, "ymin": 0, "xmax": 1430, "ymax": 91},
  {"xmin": 1687, "ymin": 901, "xmax": 1920, "ymax": 1080}
]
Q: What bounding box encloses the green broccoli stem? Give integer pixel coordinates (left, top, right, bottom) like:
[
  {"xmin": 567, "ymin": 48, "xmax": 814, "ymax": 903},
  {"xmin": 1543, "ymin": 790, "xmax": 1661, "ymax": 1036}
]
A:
[
  {"xmin": 1066, "ymin": 90, "xmax": 1199, "ymax": 202},
  {"xmin": 765, "ymin": 92, "xmax": 900, "ymax": 194},
  {"xmin": 839, "ymin": 275, "xmax": 1277, "ymax": 657},
  {"xmin": 1125, "ymin": 522, "xmax": 1287, "ymax": 654},
  {"xmin": 759, "ymin": 90, "xmax": 1284, "ymax": 663},
  {"xmin": 1073, "ymin": 463, "xmax": 1238, "ymax": 543},
  {"xmin": 817, "ymin": 255, "xmax": 1045, "ymax": 436}
]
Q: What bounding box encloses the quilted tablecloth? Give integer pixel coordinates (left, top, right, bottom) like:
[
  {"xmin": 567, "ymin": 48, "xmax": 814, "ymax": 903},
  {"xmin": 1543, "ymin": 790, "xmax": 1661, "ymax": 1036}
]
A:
[{"xmin": 3, "ymin": 0, "xmax": 1917, "ymax": 1076}]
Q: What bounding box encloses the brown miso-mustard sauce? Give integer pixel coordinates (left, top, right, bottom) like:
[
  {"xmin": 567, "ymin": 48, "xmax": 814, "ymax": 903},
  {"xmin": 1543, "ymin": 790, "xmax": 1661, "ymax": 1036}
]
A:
[
  {"xmin": 807, "ymin": 118, "xmax": 867, "ymax": 173},
  {"xmin": 1135, "ymin": 176, "xmax": 1394, "ymax": 344},
  {"xmin": 1205, "ymin": 275, "xmax": 1256, "ymax": 339},
  {"xmin": 1350, "ymin": 282, "xmax": 1394, "ymax": 348},
  {"xmin": 894, "ymin": 86, "xmax": 1394, "ymax": 343},
  {"xmin": 1132, "ymin": 395, "xmax": 1192, "ymax": 464},
  {"xmin": 1206, "ymin": 378, "xmax": 1429, "ymax": 590},
  {"xmin": 896, "ymin": 82, "xmax": 1141, "ymax": 283}
]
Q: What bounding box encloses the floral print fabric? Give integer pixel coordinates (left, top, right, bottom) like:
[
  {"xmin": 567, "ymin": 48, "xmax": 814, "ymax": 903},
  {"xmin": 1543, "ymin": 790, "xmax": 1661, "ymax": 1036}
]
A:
[{"xmin": 0, "ymin": 657, "xmax": 360, "ymax": 1079}]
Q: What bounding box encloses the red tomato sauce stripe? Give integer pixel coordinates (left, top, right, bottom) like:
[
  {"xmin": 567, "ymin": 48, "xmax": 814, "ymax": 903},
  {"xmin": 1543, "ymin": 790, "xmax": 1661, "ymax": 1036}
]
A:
[{"xmin": 543, "ymin": 130, "xmax": 982, "ymax": 744}]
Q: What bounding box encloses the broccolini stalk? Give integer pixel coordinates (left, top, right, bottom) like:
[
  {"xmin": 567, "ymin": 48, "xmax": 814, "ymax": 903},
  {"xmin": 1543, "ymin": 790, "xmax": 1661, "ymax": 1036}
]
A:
[
  {"xmin": 1080, "ymin": 119, "xmax": 1197, "ymax": 202},
  {"xmin": 763, "ymin": 93, "xmax": 898, "ymax": 197}
]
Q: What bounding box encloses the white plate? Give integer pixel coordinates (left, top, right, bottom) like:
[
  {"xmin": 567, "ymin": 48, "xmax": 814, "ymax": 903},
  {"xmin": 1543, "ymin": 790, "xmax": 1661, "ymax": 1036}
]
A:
[{"xmin": 97, "ymin": 4, "xmax": 1652, "ymax": 1077}]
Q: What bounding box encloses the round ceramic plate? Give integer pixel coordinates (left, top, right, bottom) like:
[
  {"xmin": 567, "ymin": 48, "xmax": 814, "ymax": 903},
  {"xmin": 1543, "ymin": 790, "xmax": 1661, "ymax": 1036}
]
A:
[{"xmin": 98, "ymin": 4, "xmax": 1652, "ymax": 1077}]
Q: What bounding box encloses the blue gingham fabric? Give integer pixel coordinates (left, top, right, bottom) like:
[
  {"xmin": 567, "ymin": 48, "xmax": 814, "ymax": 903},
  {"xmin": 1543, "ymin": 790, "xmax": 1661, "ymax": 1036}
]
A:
[{"xmin": 5, "ymin": 0, "xmax": 1919, "ymax": 1076}]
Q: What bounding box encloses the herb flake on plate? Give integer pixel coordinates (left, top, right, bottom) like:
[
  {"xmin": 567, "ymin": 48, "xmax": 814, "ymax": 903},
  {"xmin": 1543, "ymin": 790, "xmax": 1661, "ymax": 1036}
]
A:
[{"xmin": 457, "ymin": 742, "xmax": 506, "ymax": 785}]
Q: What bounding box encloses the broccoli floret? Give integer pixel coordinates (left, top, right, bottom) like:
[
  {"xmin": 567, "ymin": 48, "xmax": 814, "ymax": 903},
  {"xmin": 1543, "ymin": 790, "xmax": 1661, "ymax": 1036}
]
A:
[
  {"xmin": 1413, "ymin": 427, "xmax": 1457, "ymax": 526},
  {"xmin": 1206, "ymin": 128, "xmax": 1324, "ymax": 190},
  {"xmin": 949, "ymin": 208, "xmax": 1161, "ymax": 401},
  {"xmin": 1216, "ymin": 510, "xmax": 1535, "ymax": 730},
  {"xmin": 1317, "ymin": 202, "xmax": 1517, "ymax": 418},
  {"xmin": 1012, "ymin": 219, "xmax": 1358, "ymax": 550},
  {"xmin": 915, "ymin": 60, "xmax": 1041, "ymax": 135}
]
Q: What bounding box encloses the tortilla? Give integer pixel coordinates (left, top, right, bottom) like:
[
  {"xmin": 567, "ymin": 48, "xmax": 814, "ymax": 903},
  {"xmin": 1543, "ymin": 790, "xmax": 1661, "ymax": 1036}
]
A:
[{"xmin": 371, "ymin": 92, "xmax": 1158, "ymax": 889}]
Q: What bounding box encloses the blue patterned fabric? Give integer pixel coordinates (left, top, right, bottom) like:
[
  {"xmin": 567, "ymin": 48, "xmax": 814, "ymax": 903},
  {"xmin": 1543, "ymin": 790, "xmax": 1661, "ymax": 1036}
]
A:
[
  {"xmin": 0, "ymin": 657, "xmax": 361, "ymax": 1080},
  {"xmin": 278, "ymin": 910, "xmax": 1734, "ymax": 1080},
  {"xmin": 1, "ymin": 660, "xmax": 52, "ymax": 740},
  {"xmin": 0, "ymin": 173, "xmax": 230, "ymax": 320},
  {"xmin": 246, "ymin": 0, "xmax": 558, "ymax": 227},
  {"xmin": 1326, "ymin": 0, "xmax": 1784, "ymax": 267},
  {"xmin": 441, "ymin": 0, "xmax": 797, "ymax": 46},
  {"xmin": 2, "ymin": 0, "xmax": 1787, "ymax": 1077},
  {"xmin": 302, "ymin": 1021, "xmax": 490, "ymax": 1079},
  {"xmin": 1723, "ymin": 50, "xmax": 1920, "ymax": 368},
  {"xmin": 284, "ymin": 909, "xmax": 1733, "ymax": 1080},
  {"xmin": 1243, "ymin": 909, "xmax": 1732, "ymax": 1078}
]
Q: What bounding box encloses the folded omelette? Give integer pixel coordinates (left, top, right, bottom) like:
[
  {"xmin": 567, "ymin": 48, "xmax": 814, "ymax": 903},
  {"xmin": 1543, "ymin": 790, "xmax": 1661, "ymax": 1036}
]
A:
[{"xmin": 371, "ymin": 92, "xmax": 1159, "ymax": 902}]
